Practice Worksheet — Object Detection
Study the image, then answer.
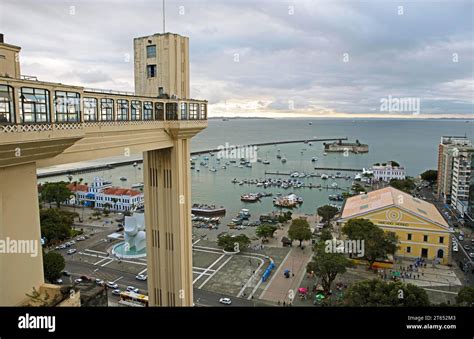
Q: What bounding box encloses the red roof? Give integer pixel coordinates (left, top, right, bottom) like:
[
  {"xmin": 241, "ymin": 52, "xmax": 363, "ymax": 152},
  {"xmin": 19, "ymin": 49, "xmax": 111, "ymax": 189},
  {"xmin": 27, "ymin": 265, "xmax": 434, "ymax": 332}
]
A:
[
  {"xmin": 102, "ymin": 187, "xmax": 142, "ymax": 197},
  {"xmin": 67, "ymin": 183, "xmax": 88, "ymax": 192}
]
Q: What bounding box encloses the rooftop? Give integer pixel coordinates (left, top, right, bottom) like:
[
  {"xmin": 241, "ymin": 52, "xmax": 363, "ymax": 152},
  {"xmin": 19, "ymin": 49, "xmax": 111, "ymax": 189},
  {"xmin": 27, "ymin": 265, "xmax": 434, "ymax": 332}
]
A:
[{"xmin": 340, "ymin": 186, "xmax": 448, "ymax": 228}]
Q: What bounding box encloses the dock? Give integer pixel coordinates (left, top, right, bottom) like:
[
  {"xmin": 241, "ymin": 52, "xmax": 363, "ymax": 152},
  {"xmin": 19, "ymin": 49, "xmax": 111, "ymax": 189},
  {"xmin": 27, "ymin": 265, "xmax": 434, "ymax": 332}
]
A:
[
  {"xmin": 37, "ymin": 137, "xmax": 348, "ymax": 178},
  {"xmin": 312, "ymin": 167, "xmax": 363, "ymax": 172}
]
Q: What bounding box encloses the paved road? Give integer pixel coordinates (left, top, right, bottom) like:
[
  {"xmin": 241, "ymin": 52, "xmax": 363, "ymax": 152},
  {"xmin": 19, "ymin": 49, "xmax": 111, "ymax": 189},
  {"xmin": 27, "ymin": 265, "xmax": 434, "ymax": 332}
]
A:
[{"xmin": 64, "ymin": 260, "xmax": 257, "ymax": 306}]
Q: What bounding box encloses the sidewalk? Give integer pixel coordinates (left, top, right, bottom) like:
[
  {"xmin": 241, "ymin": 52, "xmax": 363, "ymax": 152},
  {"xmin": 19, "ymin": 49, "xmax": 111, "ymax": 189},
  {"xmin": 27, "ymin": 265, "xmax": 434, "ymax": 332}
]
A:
[{"xmin": 259, "ymin": 243, "xmax": 312, "ymax": 304}]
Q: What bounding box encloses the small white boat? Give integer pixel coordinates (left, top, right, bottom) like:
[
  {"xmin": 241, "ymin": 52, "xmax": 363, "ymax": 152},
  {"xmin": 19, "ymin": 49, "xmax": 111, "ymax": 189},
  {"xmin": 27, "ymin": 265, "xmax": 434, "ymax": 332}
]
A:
[
  {"xmin": 209, "ymin": 168, "xmax": 217, "ymax": 172},
  {"xmin": 323, "ymin": 152, "xmax": 328, "ymax": 156},
  {"xmin": 263, "ymin": 160, "xmax": 270, "ymax": 165},
  {"xmin": 321, "ymin": 174, "xmax": 329, "ymax": 180}
]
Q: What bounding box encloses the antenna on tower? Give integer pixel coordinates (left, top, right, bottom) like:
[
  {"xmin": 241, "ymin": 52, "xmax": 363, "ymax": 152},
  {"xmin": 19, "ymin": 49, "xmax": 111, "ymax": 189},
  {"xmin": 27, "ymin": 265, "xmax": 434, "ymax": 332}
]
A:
[{"xmin": 162, "ymin": 0, "xmax": 166, "ymax": 33}]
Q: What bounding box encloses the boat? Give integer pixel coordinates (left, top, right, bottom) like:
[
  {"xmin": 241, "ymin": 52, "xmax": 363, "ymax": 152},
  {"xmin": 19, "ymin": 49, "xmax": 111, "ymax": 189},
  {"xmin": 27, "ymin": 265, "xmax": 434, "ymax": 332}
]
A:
[
  {"xmin": 241, "ymin": 193, "xmax": 260, "ymax": 202},
  {"xmin": 323, "ymin": 152, "xmax": 328, "ymax": 156},
  {"xmin": 331, "ymin": 182, "xmax": 338, "ymax": 188},
  {"xmin": 257, "ymin": 158, "xmax": 262, "ymax": 163},
  {"xmin": 281, "ymin": 157, "xmax": 287, "ymax": 163},
  {"xmin": 221, "ymin": 166, "xmax": 227, "ymax": 169},
  {"xmin": 131, "ymin": 183, "xmax": 144, "ymax": 189},
  {"xmin": 311, "ymin": 157, "xmax": 317, "ymax": 162},
  {"xmin": 191, "ymin": 204, "xmax": 226, "ymax": 216},
  {"xmin": 309, "ymin": 122, "xmax": 312, "ymax": 125},
  {"xmin": 276, "ymin": 154, "xmax": 282, "ymax": 159},
  {"xmin": 321, "ymin": 174, "xmax": 329, "ymax": 180},
  {"xmin": 120, "ymin": 176, "xmax": 127, "ymax": 181},
  {"xmin": 133, "ymin": 162, "xmax": 138, "ymax": 167},
  {"xmin": 209, "ymin": 168, "xmax": 217, "ymax": 172},
  {"xmin": 262, "ymin": 160, "xmax": 270, "ymax": 165}
]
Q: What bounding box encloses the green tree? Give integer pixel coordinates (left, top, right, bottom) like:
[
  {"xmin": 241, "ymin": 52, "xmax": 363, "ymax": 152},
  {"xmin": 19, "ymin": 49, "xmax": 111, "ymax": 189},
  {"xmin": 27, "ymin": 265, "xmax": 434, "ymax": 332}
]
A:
[
  {"xmin": 40, "ymin": 182, "xmax": 72, "ymax": 208},
  {"xmin": 43, "ymin": 251, "xmax": 65, "ymax": 282},
  {"xmin": 389, "ymin": 178, "xmax": 415, "ymax": 193},
  {"xmin": 420, "ymin": 170, "xmax": 438, "ymax": 185},
  {"xmin": 288, "ymin": 219, "xmax": 312, "ymax": 247},
  {"xmin": 255, "ymin": 224, "xmax": 277, "ymax": 241},
  {"xmin": 306, "ymin": 242, "xmax": 352, "ymax": 295},
  {"xmin": 344, "ymin": 279, "xmax": 430, "ymax": 306},
  {"xmin": 40, "ymin": 209, "xmax": 77, "ymax": 245},
  {"xmin": 217, "ymin": 234, "xmax": 250, "ymax": 252},
  {"xmin": 342, "ymin": 218, "xmax": 399, "ymax": 269},
  {"xmin": 317, "ymin": 205, "xmax": 339, "ymax": 226},
  {"xmin": 390, "ymin": 160, "xmax": 400, "ymax": 167},
  {"xmin": 320, "ymin": 228, "xmax": 333, "ymax": 241},
  {"xmin": 456, "ymin": 286, "xmax": 474, "ymax": 306}
]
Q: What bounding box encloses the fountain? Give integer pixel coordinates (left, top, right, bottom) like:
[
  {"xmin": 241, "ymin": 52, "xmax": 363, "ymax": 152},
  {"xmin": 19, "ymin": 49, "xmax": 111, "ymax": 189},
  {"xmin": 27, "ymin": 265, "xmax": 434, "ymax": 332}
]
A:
[{"xmin": 112, "ymin": 213, "xmax": 147, "ymax": 259}]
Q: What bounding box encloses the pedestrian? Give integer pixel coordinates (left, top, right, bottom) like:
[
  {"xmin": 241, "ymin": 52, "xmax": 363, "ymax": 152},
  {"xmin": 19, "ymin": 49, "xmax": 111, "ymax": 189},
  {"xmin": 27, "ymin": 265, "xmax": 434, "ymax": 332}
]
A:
[
  {"xmin": 283, "ymin": 301, "xmax": 286, "ymax": 306},
  {"xmin": 278, "ymin": 300, "xmax": 280, "ymax": 305}
]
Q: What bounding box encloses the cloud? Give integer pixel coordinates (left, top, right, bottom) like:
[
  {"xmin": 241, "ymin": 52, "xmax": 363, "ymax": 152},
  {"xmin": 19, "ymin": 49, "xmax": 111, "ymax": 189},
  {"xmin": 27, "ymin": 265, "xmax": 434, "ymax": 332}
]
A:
[{"xmin": 0, "ymin": 0, "xmax": 472, "ymax": 117}]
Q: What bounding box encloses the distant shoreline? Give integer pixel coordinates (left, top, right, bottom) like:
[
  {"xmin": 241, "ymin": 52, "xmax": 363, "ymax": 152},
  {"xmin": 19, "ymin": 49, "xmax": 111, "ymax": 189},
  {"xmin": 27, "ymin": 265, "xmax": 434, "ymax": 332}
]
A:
[{"xmin": 208, "ymin": 116, "xmax": 473, "ymax": 121}]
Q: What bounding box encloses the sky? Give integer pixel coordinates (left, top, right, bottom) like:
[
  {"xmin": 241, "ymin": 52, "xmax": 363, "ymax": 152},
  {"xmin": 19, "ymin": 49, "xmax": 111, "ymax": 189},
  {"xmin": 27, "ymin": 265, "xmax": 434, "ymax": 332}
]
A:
[{"xmin": 0, "ymin": 0, "xmax": 473, "ymax": 118}]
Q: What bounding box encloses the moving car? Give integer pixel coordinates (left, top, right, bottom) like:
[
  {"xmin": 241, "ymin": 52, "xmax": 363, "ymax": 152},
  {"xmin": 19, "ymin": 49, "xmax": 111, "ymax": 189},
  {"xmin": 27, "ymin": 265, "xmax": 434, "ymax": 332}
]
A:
[
  {"xmin": 106, "ymin": 281, "xmax": 118, "ymax": 289},
  {"xmin": 67, "ymin": 248, "xmax": 77, "ymax": 255},
  {"xmin": 219, "ymin": 297, "xmax": 232, "ymax": 305},
  {"xmin": 126, "ymin": 286, "xmax": 139, "ymax": 293},
  {"xmin": 135, "ymin": 274, "xmax": 147, "ymax": 281}
]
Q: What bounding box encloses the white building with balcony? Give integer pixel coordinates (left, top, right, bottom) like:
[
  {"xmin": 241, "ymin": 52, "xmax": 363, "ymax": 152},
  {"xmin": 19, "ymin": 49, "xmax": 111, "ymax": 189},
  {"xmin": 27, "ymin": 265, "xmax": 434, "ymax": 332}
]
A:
[{"xmin": 370, "ymin": 161, "xmax": 406, "ymax": 182}]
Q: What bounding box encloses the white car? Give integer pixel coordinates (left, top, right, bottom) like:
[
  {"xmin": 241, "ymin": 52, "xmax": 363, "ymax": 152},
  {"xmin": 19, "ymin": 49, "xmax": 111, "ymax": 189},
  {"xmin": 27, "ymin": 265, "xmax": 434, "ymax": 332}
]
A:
[
  {"xmin": 74, "ymin": 278, "xmax": 82, "ymax": 284},
  {"xmin": 95, "ymin": 279, "xmax": 105, "ymax": 286},
  {"xmin": 219, "ymin": 297, "xmax": 232, "ymax": 305},
  {"xmin": 55, "ymin": 278, "xmax": 63, "ymax": 284},
  {"xmin": 126, "ymin": 286, "xmax": 139, "ymax": 293},
  {"xmin": 106, "ymin": 281, "xmax": 118, "ymax": 289},
  {"xmin": 67, "ymin": 248, "xmax": 77, "ymax": 255},
  {"xmin": 69, "ymin": 240, "xmax": 76, "ymax": 245},
  {"xmin": 112, "ymin": 289, "xmax": 121, "ymax": 296},
  {"xmin": 135, "ymin": 274, "xmax": 147, "ymax": 281},
  {"xmin": 452, "ymin": 243, "xmax": 458, "ymax": 252},
  {"xmin": 469, "ymin": 253, "xmax": 474, "ymax": 258}
]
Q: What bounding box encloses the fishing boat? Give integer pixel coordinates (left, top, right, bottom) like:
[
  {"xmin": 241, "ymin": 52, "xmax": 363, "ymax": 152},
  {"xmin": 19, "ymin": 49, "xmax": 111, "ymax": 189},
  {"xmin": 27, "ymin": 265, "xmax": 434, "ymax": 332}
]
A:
[
  {"xmin": 263, "ymin": 160, "xmax": 270, "ymax": 165},
  {"xmin": 281, "ymin": 157, "xmax": 287, "ymax": 163},
  {"xmin": 120, "ymin": 176, "xmax": 127, "ymax": 181},
  {"xmin": 241, "ymin": 193, "xmax": 260, "ymax": 202}
]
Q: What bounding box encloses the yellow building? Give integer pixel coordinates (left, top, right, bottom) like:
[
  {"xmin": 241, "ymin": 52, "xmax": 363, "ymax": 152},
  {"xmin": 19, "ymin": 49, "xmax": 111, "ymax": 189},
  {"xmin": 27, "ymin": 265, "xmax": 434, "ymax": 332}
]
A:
[{"xmin": 338, "ymin": 187, "xmax": 452, "ymax": 264}]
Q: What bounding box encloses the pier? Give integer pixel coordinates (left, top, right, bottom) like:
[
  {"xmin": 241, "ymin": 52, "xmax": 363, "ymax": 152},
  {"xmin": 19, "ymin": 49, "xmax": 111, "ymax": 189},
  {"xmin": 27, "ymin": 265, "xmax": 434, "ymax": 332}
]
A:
[
  {"xmin": 312, "ymin": 167, "xmax": 363, "ymax": 172},
  {"xmin": 37, "ymin": 137, "xmax": 348, "ymax": 178}
]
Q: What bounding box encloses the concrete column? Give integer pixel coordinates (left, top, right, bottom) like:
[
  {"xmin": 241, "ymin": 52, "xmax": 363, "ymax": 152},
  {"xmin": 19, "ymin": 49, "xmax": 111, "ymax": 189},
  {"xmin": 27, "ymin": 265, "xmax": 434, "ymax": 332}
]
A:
[
  {"xmin": 0, "ymin": 162, "xmax": 44, "ymax": 305},
  {"xmin": 144, "ymin": 137, "xmax": 193, "ymax": 306}
]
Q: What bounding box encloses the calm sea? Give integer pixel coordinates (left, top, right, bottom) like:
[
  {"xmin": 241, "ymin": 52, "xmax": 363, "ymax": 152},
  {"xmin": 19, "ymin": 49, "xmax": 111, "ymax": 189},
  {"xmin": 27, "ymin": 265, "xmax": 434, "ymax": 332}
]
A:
[{"xmin": 39, "ymin": 118, "xmax": 473, "ymax": 228}]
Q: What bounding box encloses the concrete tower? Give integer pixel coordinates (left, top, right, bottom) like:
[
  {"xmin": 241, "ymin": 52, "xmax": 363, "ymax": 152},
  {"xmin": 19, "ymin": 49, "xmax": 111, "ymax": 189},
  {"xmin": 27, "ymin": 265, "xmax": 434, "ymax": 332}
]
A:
[{"xmin": 134, "ymin": 33, "xmax": 190, "ymax": 99}]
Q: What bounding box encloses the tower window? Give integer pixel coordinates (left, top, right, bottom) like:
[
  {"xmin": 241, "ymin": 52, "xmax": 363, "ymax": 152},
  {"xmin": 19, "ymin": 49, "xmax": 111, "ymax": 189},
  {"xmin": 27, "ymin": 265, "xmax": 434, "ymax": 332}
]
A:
[
  {"xmin": 146, "ymin": 45, "xmax": 156, "ymax": 58},
  {"xmin": 147, "ymin": 65, "xmax": 157, "ymax": 78}
]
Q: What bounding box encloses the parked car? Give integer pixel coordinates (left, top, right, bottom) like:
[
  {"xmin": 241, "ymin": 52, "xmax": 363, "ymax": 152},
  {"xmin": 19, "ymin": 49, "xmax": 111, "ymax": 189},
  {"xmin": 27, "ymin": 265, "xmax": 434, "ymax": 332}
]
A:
[
  {"xmin": 62, "ymin": 271, "xmax": 71, "ymax": 277},
  {"xmin": 459, "ymin": 235, "xmax": 464, "ymax": 241},
  {"xmin": 69, "ymin": 240, "xmax": 76, "ymax": 245},
  {"xmin": 59, "ymin": 244, "xmax": 66, "ymax": 249},
  {"xmin": 126, "ymin": 286, "xmax": 139, "ymax": 293},
  {"xmin": 55, "ymin": 278, "xmax": 63, "ymax": 284},
  {"xmin": 95, "ymin": 279, "xmax": 105, "ymax": 286},
  {"xmin": 135, "ymin": 274, "xmax": 147, "ymax": 281},
  {"xmin": 112, "ymin": 289, "xmax": 121, "ymax": 296},
  {"xmin": 469, "ymin": 253, "xmax": 474, "ymax": 258},
  {"xmin": 463, "ymin": 245, "xmax": 470, "ymax": 251},
  {"xmin": 80, "ymin": 275, "xmax": 92, "ymax": 281},
  {"xmin": 74, "ymin": 278, "xmax": 82, "ymax": 284},
  {"xmin": 106, "ymin": 281, "xmax": 118, "ymax": 289},
  {"xmin": 67, "ymin": 248, "xmax": 77, "ymax": 255},
  {"xmin": 219, "ymin": 297, "xmax": 232, "ymax": 305}
]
